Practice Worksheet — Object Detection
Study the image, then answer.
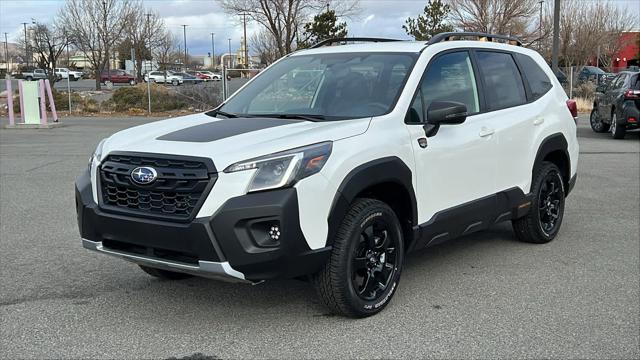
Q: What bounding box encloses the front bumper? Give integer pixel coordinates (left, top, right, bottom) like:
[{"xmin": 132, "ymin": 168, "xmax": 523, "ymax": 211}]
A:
[{"xmin": 76, "ymin": 168, "xmax": 330, "ymax": 282}]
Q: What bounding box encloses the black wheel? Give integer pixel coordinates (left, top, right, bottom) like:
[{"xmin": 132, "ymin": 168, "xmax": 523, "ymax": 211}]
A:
[
  {"xmin": 610, "ymin": 111, "xmax": 626, "ymax": 139},
  {"xmin": 590, "ymin": 108, "xmax": 609, "ymax": 133},
  {"xmin": 139, "ymin": 265, "xmax": 192, "ymax": 280},
  {"xmin": 512, "ymin": 162, "xmax": 565, "ymax": 244},
  {"xmin": 25, "ymin": 76, "xmax": 33, "ymax": 81},
  {"xmin": 314, "ymin": 198, "xmax": 404, "ymax": 317},
  {"xmin": 172, "ymin": 79, "xmax": 179, "ymax": 86}
]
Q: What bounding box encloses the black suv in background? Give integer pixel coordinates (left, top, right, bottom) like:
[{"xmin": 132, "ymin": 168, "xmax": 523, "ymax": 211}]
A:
[{"xmin": 590, "ymin": 71, "xmax": 639, "ymax": 139}]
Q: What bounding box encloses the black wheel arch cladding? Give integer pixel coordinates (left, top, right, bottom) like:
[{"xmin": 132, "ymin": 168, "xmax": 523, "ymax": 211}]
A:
[
  {"xmin": 533, "ymin": 133, "xmax": 571, "ymax": 193},
  {"xmin": 327, "ymin": 156, "xmax": 417, "ymax": 248}
]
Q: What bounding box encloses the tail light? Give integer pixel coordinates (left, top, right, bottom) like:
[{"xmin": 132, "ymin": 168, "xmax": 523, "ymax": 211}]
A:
[
  {"xmin": 566, "ymin": 99, "xmax": 578, "ymax": 119},
  {"xmin": 624, "ymin": 89, "xmax": 640, "ymax": 99}
]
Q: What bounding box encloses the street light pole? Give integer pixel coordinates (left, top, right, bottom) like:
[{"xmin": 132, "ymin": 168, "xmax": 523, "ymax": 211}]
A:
[
  {"xmin": 538, "ymin": 0, "xmax": 544, "ymax": 52},
  {"xmin": 146, "ymin": 13, "xmax": 152, "ymax": 114},
  {"xmin": 240, "ymin": 13, "xmax": 248, "ymax": 69},
  {"xmin": 228, "ymin": 38, "xmax": 232, "ymax": 68},
  {"xmin": 551, "ymin": 0, "xmax": 560, "ymax": 73},
  {"xmin": 211, "ymin": 32, "xmax": 215, "ymax": 70},
  {"xmin": 181, "ymin": 24, "xmax": 188, "ymax": 70},
  {"xmin": 22, "ymin": 22, "xmax": 28, "ymax": 68}
]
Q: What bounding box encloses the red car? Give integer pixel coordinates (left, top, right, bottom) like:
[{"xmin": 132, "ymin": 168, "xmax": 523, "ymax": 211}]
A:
[{"xmin": 100, "ymin": 70, "xmax": 136, "ymax": 85}]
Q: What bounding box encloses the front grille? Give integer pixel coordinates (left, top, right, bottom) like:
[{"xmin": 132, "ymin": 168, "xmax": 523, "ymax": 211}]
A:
[{"xmin": 98, "ymin": 153, "xmax": 217, "ymax": 222}]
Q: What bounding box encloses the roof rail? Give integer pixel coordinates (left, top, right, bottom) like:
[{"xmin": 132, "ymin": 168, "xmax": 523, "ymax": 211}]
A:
[
  {"xmin": 310, "ymin": 37, "xmax": 402, "ymax": 49},
  {"xmin": 427, "ymin": 32, "xmax": 522, "ymax": 46}
]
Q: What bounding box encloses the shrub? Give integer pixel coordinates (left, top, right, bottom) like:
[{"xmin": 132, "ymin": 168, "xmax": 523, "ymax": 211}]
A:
[
  {"xmin": 573, "ymin": 82, "xmax": 596, "ymax": 100},
  {"xmin": 108, "ymin": 84, "xmax": 186, "ymax": 112}
]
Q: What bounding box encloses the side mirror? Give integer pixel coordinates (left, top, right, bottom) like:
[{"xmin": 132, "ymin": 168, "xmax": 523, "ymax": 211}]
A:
[
  {"xmin": 427, "ymin": 101, "xmax": 468, "ymax": 125},
  {"xmin": 422, "ymin": 101, "xmax": 467, "ymax": 137}
]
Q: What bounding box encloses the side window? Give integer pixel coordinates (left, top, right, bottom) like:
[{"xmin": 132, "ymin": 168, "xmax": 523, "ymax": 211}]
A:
[
  {"xmin": 476, "ymin": 51, "xmax": 527, "ymax": 111},
  {"xmin": 421, "ymin": 51, "xmax": 480, "ymax": 114},
  {"xmin": 515, "ymin": 53, "xmax": 552, "ymax": 100},
  {"xmin": 612, "ymin": 75, "xmax": 627, "ymax": 89}
]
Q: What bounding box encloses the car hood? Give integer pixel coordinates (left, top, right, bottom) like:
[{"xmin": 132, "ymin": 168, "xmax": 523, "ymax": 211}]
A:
[{"xmin": 100, "ymin": 113, "xmax": 371, "ymax": 169}]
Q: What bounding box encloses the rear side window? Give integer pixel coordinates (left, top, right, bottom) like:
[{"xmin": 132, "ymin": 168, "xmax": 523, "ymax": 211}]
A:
[
  {"xmin": 631, "ymin": 74, "xmax": 639, "ymax": 90},
  {"xmin": 515, "ymin": 53, "xmax": 552, "ymax": 100},
  {"xmin": 476, "ymin": 51, "xmax": 527, "ymax": 111}
]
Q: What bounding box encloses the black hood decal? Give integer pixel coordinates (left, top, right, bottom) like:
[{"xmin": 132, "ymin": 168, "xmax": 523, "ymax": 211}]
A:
[{"xmin": 157, "ymin": 118, "xmax": 300, "ymax": 143}]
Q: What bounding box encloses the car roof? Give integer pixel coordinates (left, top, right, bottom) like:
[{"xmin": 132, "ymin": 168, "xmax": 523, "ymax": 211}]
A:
[{"xmin": 291, "ymin": 41, "xmax": 428, "ymax": 56}]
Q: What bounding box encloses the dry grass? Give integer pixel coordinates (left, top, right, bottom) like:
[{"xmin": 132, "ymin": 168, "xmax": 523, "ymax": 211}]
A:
[{"xmin": 574, "ymin": 97, "xmax": 593, "ymax": 113}]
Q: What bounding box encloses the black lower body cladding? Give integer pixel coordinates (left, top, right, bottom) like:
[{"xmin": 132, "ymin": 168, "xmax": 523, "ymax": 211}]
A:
[{"xmin": 76, "ymin": 168, "xmax": 330, "ymax": 281}]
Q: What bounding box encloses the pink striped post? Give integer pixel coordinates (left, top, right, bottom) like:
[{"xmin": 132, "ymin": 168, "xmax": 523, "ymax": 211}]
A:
[
  {"xmin": 6, "ymin": 78, "xmax": 15, "ymax": 126},
  {"xmin": 39, "ymin": 79, "xmax": 47, "ymax": 124},
  {"xmin": 18, "ymin": 80, "xmax": 25, "ymax": 124},
  {"xmin": 44, "ymin": 79, "xmax": 58, "ymax": 122}
]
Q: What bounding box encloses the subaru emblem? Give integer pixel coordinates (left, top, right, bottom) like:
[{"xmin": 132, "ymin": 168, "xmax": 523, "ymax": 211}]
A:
[{"xmin": 131, "ymin": 166, "xmax": 158, "ymax": 185}]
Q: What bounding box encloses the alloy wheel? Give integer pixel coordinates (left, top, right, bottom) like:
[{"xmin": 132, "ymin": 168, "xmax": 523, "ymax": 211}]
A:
[
  {"xmin": 351, "ymin": 219, "xmax": 398, "ymax": 301},
  {"xmin": 538, "ymin": 172, "xmax": 563, "ymax": 236},
  {"xmin": 611, "ymin": 113, "xmax": 617, "ymax": 136}
]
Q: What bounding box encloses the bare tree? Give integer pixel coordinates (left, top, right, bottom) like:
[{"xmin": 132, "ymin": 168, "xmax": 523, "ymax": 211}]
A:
[
  {"xmin": 17, "ymin": 22, "xmax": 69, "ymax": 81},
  {"xmin": 121, "ymin": 5, "xmax": 166, "ymax": 80},
  {"xmin": 251, "ymin": 29, "xmax": 279, "ymax": 65},
  {"xmin": 539, "ymin": 0, "xmax": 635, "ymax": 68},
  {"xmin": 153, "ymin": 31, "xmax": 179, "ymax": 71},
  {"xmin": 446, "ymin": 0, "xmax": 538, "ymax": 37},
  {"xmin": 59, "ymin": 0, "xmax": 135, "ymax": 89},
  {"xmin": 217, "ymin": 0, "xmax": 359, "ymax": 60}
]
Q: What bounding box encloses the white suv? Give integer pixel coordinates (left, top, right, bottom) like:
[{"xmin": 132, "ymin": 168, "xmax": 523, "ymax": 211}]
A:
[
  {"xmin": 76, "ymin": 33, "xmax": 579, "ymax": 317},
  {"xmin": 55, "ymin": 67, "xmax": 83, "ymax": 81}
]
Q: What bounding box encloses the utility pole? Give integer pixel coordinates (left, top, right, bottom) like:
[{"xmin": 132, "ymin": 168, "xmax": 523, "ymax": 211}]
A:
[
  {"xmin": 22, "ymin": 22, "xmax": 28, "ymax": 68},
  {"xmin": 211, "ymin": 32, "xmax": 215, "ymax": 70},
  {"xmin": 181, "ymin": 24, "xmax": 188, "ymax": 70},
  {"xmin": 538, "ymin": 0, "xmax": 544, "ymax": 51},
  {"xmin": 228, "ymin": 38, "xmax": 232, "ymax": 68},
  {"xmin": 551, "ymin": 0, "xmax": 560, "ymax": 73},
  {"xmin": 240, "ymin": 13, "xmax": 248, "ymax": 69}
]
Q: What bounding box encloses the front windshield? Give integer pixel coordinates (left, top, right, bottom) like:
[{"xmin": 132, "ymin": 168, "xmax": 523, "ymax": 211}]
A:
[{"xmin": 219, "ymin": 52, "xmax": 417, "ymax": 120}]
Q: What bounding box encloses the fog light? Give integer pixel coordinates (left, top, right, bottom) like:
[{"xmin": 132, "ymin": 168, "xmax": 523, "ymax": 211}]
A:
[{"xmin": 268, "ymin": 225, "xmax": 281, "ymax": 240}]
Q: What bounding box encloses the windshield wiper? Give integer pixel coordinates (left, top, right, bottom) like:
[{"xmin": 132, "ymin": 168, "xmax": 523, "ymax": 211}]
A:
[
  {"xmin": 213, "ymin": 109, "xmax": 238, "ymax": 118},
  {"xmin": 259, "ymin": 114, "xmax": 327, "ymax": 122}
]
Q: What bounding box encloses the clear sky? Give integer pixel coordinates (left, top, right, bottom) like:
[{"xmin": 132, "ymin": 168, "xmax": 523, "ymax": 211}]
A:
[{"xmin": 1, "ymin": 0, "xmax": 638, "ymax": 56}]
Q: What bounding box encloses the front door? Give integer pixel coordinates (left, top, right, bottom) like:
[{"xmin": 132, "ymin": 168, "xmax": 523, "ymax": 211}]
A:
[{"xmin": 405, "ymin": 50, "xmax": 498, "ymax": 247}]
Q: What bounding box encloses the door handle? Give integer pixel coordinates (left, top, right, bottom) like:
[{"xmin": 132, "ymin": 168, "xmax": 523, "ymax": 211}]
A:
[
  {"xmin": 478, "ymin": 127, "xmax": 495, "ymax": 137},
  {"xmin": 533, "ymin": 117, "xmax": 545, "ymax": 126}
]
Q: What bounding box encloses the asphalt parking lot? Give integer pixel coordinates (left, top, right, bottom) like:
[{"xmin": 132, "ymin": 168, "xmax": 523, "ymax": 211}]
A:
[{"xmin": 0, "ymin": 115, "xmax": 638, "ymax": 359}]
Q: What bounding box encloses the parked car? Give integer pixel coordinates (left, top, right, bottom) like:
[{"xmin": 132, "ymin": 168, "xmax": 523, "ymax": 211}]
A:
[
  {"xmin": 590, "ymin": 71, "xmax": 639, "ymax": 139},
  {"xmin": 22, "ymin": 69, "xmax": 48, "ymax": 81},
  {"xmin": 189, "ymin": 70, "xmax": 222, "ymax": 81},
  {"xmin": 176, "ymin": 72, "xmax": 203, "ymax": 84},
  {"xmin": 578, "ymin": 66, "xmax": 611, "ymax": 84},
  {"xmin": 555, "ymin": 69, "xmax": 568, "ymax": 85},
  {"xmin": 100, "ymin": 70, "xmax": 136, "ymax": 85},
  {"xmin": 77, "ymin": 33, "xmax": 578, "ymax": 317},
  {"xmin": 55, "ymin": 68, "xmax": 83, "ymax": 81},
  {"xmin": 144, "ymin": 71, "xmax": 183, "ymax": 86}
]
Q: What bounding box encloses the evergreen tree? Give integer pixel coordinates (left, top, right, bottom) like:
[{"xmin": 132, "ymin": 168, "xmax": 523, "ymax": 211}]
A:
[
  {"xmin": 403, "ymin": 0, "xmax": 454, "ymax": 41},
  {"xmin": 298, "ymin": 8, "xmax": 347, "ymax": 49}
]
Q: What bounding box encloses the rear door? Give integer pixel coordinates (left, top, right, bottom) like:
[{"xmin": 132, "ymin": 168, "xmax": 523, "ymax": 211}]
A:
[
  {"xmin": 603, "ymin": 74, "xmax": 626, "ymax": 119},
  {"xmin": 474, "ymin": 50, "xmax": 534, "ymax": 193}
]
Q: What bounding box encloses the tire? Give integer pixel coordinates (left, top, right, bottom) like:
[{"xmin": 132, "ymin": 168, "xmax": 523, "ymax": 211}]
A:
[
  {"xmin": 129, "ymin": 79, "xmax": 136, "ymax": 86},
  {"xmin": 610, "ymin": 111, "xmax": 626, "ymax": 139},
  {"xmin": 590, "ymin": 108, "xmax": 609, "ymax": 133},
  {"xmin": 25, "ymin": 76, "xmax": 33, "ymax": 81},
  {"xmin": 512, "ymin": 162, "xmax": 565, "ymax": 244},
  {"xmin": 314, "ymin": 198, "xmax": 404, "ymax": 318},
  {"xmin": 139, "ymin": 265, "xmax": 192, "ymax": 280},
  {"xmin": 172, "ymin": 79, "xmax": 178, "ymax": 86}
]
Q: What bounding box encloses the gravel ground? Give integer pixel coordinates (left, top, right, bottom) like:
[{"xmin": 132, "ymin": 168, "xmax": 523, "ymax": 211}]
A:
[{"xmin": 0, "ymin": 115, "xmax": 638, "ymax": 359}]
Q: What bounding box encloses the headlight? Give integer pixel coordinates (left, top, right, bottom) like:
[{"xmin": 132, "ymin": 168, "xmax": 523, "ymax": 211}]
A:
[
  {"xmin": 89, "ymin": 138, "xmax": 107, "ymax": 167},
  {"xmin": 225, "ymin": 141, "xmax": 332, "ymax": 193}
]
